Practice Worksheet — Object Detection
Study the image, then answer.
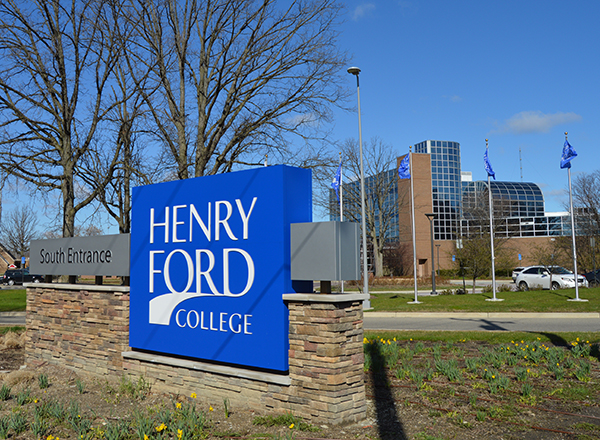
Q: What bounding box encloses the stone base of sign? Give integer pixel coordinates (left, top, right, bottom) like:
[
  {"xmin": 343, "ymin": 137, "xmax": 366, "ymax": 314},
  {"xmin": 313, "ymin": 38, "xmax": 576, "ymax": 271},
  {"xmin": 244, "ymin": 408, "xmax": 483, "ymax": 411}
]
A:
[{"xmin": 24, "ymin": 284, "xmax": 367, "ymax": 425}]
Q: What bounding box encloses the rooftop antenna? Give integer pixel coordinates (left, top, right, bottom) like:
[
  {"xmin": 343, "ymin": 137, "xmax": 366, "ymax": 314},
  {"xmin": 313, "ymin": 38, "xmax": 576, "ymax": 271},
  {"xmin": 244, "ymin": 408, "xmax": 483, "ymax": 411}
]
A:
[{"xmin": 519, "ymin": 146, "xmax": 523, "ymax": 181}]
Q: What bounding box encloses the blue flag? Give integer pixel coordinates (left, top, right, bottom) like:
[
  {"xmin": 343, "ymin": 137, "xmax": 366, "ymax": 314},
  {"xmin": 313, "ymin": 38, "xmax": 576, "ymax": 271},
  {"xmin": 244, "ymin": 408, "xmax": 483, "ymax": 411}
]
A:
[
  {"xmin": 331, "ymin": 161, "xmax": 342, "ymax": 201},
  {"xmin": 398, "ymin": 154, "xmax": 410, "ymax": 179},
  {"xmin": 484, "ymin": 148, "xmax": 496, "ymax": 180},
  {"xmin": 560, "ymin": 139, "xmax": 577, "ymax": 169}
]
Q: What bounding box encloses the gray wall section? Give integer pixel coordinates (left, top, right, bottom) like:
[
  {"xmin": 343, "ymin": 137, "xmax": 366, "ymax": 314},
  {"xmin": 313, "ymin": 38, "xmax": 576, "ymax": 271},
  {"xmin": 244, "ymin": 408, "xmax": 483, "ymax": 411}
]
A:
[
  {"xmin": 30, "ymin": 234, "xmax": 130, "ymax": 276},
  {"xmin": 290, "ymin": 222, "xmax": 360, "ymax": 281}
]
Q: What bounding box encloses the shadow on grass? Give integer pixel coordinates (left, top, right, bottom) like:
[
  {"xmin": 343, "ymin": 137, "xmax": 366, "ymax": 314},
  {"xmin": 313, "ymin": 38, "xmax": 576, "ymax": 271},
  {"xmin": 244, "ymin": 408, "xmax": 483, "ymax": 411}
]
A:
[
  {"xmin": 366, "ymin": 342, "xmax": 408, "ymax": 440},
  {"xmin": 534, "ymin": 332, "xmax": 600, "ymax": 362},
  {"xmin": 536, "ymin": 332, "xmax": 569, "ymax": 347}
]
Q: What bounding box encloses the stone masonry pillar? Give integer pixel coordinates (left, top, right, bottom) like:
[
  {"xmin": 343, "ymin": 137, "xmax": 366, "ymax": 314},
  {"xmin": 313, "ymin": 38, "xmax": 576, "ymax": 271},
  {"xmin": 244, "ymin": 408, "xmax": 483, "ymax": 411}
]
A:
[{"xmin": 284, "ymin": 293, "xmax": 367, "ymax": 425}]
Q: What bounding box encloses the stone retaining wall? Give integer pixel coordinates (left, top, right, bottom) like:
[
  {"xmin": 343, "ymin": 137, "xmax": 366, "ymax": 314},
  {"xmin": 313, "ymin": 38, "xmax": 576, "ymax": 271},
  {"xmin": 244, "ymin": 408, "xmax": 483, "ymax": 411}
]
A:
[
  {"xmin": 25, "ymin": 283, "xmax": 130, "ymax": 375},
  {"xmin": 25, "ymin": 284, "xmax": 367, "ymax": 425}
]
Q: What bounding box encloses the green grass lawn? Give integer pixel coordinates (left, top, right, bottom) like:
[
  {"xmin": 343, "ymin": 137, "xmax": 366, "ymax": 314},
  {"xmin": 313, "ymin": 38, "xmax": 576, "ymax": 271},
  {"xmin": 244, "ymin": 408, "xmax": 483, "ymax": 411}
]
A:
[
  {"xmin": 367, "ymin": 287, "xmax": 600, "ymax": 313},
  {"xmin": 2, "ymin": 286, "xmax": 599, "ymax": 314},
  {"xmin": 0, "ymin": 289, "xmax": 25, "ymax": 312}
]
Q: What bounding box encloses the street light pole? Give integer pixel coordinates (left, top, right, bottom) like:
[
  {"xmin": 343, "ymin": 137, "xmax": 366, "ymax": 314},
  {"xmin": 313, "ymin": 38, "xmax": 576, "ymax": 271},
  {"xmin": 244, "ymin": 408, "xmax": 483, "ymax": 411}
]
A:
[
  {"xmin": 435, "ymin": 244, "xmax": 440, "ymax": 276},
  {"xmin": 425, "ymin": 213, "xmax": 437, "ymax": 295},
  {"xmin": 347, "ymin": 66, "xmax": 370, "ymax": 309}
]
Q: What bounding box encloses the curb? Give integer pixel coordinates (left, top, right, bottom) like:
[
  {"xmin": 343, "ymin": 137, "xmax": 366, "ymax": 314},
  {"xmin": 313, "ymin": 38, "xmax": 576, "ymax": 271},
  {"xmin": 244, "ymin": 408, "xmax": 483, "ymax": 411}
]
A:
[{"xmin": 365, "ymin": 312, "xmax": 600, "ymax": 319}]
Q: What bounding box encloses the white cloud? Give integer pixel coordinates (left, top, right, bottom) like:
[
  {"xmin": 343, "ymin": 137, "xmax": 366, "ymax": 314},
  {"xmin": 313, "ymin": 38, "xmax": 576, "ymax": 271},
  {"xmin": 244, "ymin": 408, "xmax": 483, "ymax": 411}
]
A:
[
  {"xmin": 443, "ymin": 94, "xmax": 462, "ymax": 103},
  {"xmin": 352, "ymin": 3, "xmax": 375, "ymax": 21},
  {"xmin": 494, "ymin": 111, "xmax": 582, "ymax": 134}
]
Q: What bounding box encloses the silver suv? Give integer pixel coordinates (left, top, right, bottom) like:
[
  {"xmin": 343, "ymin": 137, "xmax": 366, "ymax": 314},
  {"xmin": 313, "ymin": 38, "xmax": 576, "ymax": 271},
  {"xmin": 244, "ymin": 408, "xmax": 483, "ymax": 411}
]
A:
[{"xmin": 515, "ymin": 266, "xmax": 588, "ymax": 291}]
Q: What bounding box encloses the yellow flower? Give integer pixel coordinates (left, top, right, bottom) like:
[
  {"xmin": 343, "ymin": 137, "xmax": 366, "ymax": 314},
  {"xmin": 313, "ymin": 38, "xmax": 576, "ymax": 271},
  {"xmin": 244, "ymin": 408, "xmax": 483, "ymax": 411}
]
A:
[
  {"xmin": 155, "ymin": 423, "xmax": 167, "ymax": 432},
  {"xmin": 144, "ymin": 435, "xmax": 149, "ymax": 440},
  {"xmin": 492, "ymin": 375, "xmax": 495, "ymax": 379},
  {"xmin": 577, "ymin": 337, "xmax": 580, "ymax": 341},
  {"xmin": 191, "ymin": 392, "xmax": 197, "ymax": 399},
  {"xmin": 177, "ymin": 429, "xmax": 183, "ymax": 440},
  {"xmin": 289, "ymin": 423, "xmax": 295, "ymax": 429},
  {"xmin": 363, "ymin": 337, "xmax": 368, "ymax": 344},
  {"xmin": 209, "ymin": 405, "xmax": 213, "ymax": 411},
  {"xmin": 176, "ymin": 402, "xmax": 182, "ymax": 409},
  {"xmin": 47, "ymin": 436, "xmax": 54, "ymax": 440},
  {"xmin": 34, "ymin": 399, "xmax": 38, "ymax": 403}
]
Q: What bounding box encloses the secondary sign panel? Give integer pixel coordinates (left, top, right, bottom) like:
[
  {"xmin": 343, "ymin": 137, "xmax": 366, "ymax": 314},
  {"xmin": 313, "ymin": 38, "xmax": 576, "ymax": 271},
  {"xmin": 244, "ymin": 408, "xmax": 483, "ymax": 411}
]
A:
[{"xmin": 30, "ymin": 234, "xmax": 130, "ymax": 276}]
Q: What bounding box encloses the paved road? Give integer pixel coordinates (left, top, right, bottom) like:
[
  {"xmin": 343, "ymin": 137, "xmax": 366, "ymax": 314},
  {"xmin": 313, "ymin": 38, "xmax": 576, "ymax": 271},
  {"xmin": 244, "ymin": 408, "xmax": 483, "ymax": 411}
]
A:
[
  {"xmin": 0, "ymin": 312, "xmax": 25, "ymax": 326},
  {"xmin": 365, "ymin": 312, "xmax": 600, "ymax": 332},
  {"xmin": 4, "ymin": 311, "xmax": 599, "ymax": 333}
]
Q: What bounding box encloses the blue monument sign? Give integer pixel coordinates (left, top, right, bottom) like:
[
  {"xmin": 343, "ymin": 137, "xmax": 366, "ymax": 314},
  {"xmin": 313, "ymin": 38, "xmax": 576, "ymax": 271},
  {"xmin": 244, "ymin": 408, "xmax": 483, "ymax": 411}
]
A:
[{"xmin": 129, "ymin": 165, "xmax": 312, "ymax": 372}]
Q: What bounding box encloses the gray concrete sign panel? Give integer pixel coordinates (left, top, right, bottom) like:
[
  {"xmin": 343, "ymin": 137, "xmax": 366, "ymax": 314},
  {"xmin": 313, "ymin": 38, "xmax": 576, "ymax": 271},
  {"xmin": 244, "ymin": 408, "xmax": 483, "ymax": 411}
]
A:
[{"xmin": 30, "ymin": 234, "xmax": 130, "ymax": 276}]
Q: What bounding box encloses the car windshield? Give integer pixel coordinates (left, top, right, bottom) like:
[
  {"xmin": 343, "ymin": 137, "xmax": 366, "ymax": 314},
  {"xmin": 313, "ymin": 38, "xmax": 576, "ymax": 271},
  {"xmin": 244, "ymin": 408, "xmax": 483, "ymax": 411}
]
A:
[{"xmin": 549, "ymin": 267, "xmax": 572, "ymax": 275}]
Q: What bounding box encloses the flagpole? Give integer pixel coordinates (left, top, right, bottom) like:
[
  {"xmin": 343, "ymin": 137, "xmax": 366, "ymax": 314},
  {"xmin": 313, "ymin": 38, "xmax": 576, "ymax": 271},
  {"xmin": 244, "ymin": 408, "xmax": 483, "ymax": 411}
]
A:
[
  {"xmin": 339, "ymin": 152, "xmax": 343, "ymax": 222},
  {"xmin": 407, "ymin": 148, "xmax": 421, "ymax": 304},
  {"xmin": 340, "ymin": 152, "xmax": 344, "ymax": 294},
  {"xmin": 485, "ymin": 140, "xmax": 502, "ymax": 302},
  {"xmin": 564, "ymin": 132, "xmax": 586, "ymax": 302}
]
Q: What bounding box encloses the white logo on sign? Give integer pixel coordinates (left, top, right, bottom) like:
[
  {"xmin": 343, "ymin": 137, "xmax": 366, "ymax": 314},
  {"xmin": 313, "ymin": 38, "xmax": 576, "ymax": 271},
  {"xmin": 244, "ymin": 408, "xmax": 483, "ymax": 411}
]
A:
[{"xmin": 148, "ymin": 248, "xmax": 255, "ymax": 325}]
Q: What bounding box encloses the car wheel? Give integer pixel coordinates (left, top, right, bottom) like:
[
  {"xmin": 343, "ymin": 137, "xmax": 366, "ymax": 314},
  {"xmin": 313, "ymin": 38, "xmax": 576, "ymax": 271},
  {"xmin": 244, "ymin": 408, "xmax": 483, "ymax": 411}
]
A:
[
  {"xmin": 33, "ymin": 279, "xmax": 40, "ymax": 283},
  {"xmin": 551, "ymin": 281, "xmax": 560, "ymax": 290},
  {"xmin": 590, "ymin": 280, "xmax": 599, "ymax": 288},
  {"xmin": 519, "ymin": 281, "xmax": 528, "ymax": 291},
  {"xmin": 7, "ymin": 280, "xmax": 14, "ymax": 286}
]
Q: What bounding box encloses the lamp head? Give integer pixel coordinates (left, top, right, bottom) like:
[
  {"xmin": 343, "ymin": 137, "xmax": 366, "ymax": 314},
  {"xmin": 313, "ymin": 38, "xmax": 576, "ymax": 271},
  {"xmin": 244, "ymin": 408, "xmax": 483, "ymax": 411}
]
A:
[
  {"xmin": 347, "ymin": 66, "xmax": 361, "ymax": 76},
  {"xmin": 425, "ymin": 213, "xmax": 437, "ymax": 220}
]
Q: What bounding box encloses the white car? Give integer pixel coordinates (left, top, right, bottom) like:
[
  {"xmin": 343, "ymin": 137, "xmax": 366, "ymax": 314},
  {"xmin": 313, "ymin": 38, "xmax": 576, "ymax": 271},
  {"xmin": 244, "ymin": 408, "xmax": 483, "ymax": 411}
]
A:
[
  {"xmin": 511, "ymin": 267, "xmax": 525, "ymax": 282},
  {"xmin": 515, "ymin": 266, "xmax": 588, "ymax": 291}
]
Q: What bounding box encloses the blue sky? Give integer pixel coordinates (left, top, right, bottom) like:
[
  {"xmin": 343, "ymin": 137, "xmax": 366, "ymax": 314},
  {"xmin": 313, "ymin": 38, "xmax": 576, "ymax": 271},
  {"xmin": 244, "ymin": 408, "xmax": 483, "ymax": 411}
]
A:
[{"xmin": 331, "ymin": 0, "xmax": 600, "ymax": 213}]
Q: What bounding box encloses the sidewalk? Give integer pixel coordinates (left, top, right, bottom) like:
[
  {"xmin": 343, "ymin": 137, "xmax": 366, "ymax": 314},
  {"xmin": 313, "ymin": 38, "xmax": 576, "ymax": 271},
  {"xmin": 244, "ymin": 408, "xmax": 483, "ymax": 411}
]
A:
[{"xmin": 365, "ymin": 311, "xmax": 600, "ymax": 319}]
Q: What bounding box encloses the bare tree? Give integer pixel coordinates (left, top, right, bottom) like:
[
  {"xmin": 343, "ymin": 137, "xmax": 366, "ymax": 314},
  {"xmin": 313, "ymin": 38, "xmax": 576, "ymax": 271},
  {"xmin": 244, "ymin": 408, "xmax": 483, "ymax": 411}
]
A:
[
  {"xmin": 329, "ymin": 137, "xmax": 403, "ymax": 277},
  {"xmin": 570, "ymin": 170, "xmax": 600, "ymax": 272},
  {"xmin": 0, "ymin": 206, "xmax": 39, "ymax": 258},
  {"xmin": 126, "ymin": 0, "xmax": 348, "ymax": 179},
  {"xmin": 0, "ymin": 0, "xmax": 125, "ymax": 237},
  {"xmin": 455, "ymin": 188, "xmax": 516, "ymax": 292}
]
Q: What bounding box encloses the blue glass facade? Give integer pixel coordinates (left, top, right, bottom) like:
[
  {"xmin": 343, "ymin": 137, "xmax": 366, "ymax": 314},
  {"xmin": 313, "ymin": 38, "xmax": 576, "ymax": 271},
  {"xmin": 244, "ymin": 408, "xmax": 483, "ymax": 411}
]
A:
[
  {"xmin": 414, "ymin": 140, "xmax": 462, "ymax": 240},
  {"xmin": 460, "ymin": 180, "xmax": 572, "ymax": 238},
  {"xmin": 462, "ymin": 181, "xmax": 545, "ymax": 219}
]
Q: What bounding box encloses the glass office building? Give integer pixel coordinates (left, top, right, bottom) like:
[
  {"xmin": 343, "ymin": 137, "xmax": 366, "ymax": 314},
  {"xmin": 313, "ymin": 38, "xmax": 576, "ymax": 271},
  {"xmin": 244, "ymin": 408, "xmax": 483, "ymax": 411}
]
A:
[
  {"xmin": 461, "ymin": 181, "xmax": 545, "ymax": 219},
  {"xmin": 329, "ymin": 139, "xmax": 574, "ymax": 243},
  {"xmin": 460, "ymin": 180, "xmax": 572, "ymax": 237},
  {"xmin": 414, "ymin": 140, "xmax": 462, "ymax": 240}
]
